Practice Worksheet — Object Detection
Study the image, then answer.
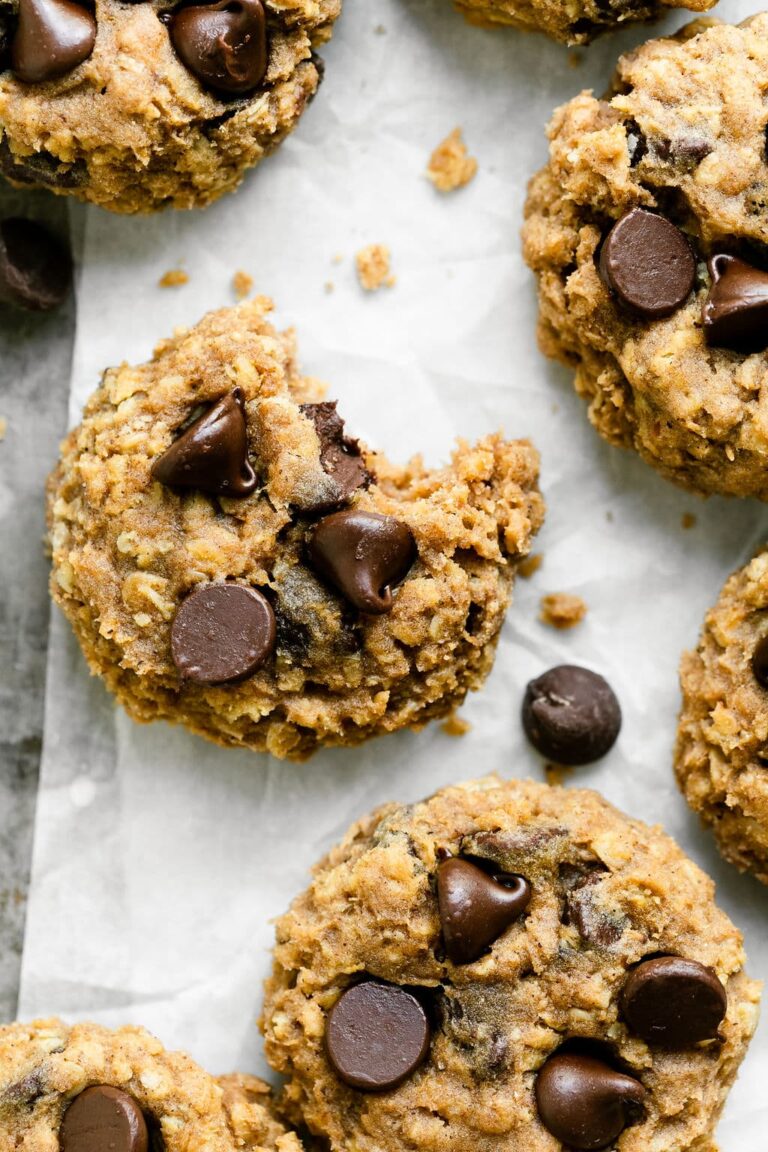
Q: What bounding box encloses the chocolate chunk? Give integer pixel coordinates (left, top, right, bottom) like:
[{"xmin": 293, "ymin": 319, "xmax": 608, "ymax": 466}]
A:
[
  {"xmin": 624, "ymin": 120, "xmax": 646, "ymax": 167},
  {"xmin": 752, "ymin": 635, "xmax": 768, "ymax": 688},
  {"xmin": 0, "ymin": 138, "xmax": 86, "ymax": 189},
  {"xmin": 325, "ymin": 981, "xmax": 430, "ymax": 1091},
  {"xmin": 301, "ymin": 401, "xmax": 371, "ymax": 507},
  {"xmin": 702, "ymin": 253, "xmax": 768, "ymax": 352},
  {"xmin": 170, "ymin": 583, "xmax": 275, "ymax": 683},
  {"xmin": 437, "ymin": 858, "xmax": 531, "ymax": 965},
  {"xmin": 151, "ymin": 389, "xmax": 256, "ymax": 497},
  {"xmin": 307, "ymin": 509, "xmax": 416, "ymax": 614},
  {"xmin": 0, "ymin": 217, "xmax": 71, "ymax": 311},
  {"xmin": 60, "ymin": 1086, "xmax": 148, "ymax": 1152},
  {"xmin": 621, "ymin": 956, "xmax": 726, "ymax": 1047},
  {"xmin": 535, "ymin": 1052, "xmax": 645, "ymax": 1150},
  {"xmin": 11, "ymin": 0, "xmax": 95, "ymax": 83},
  {"xmin": 599, "ymin": 208, "xmax": 695, "ymax": 319},
  {"xmin": 560, "ymin": 862, "xmax": 623, "ymax": 947},
  {"xmin": 170, "ymin": 0, "xmax": 267, "ymax": 96},
  {"xmin": 522, "ymin": 665, "xmax": 621, "ymax": 766}
]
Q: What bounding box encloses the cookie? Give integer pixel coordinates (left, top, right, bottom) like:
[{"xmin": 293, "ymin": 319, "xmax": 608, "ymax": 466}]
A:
[
  {"xmin": 47, "ymin": 297, "xmax": 544, "ymax": 760},
  {"xmin": 0, "ymin": 1018, "xmax": 302, "ymax": 1152},
  {"xmin": 0, "ymin": 0, "xmax": 337, "ymax": 213},
  {"xmin": 676, "ymin": 549, "xmax": 768, "ymax": 884},
  {"xmin": 523, "ymin": 16, "xmax": 768, "ymax": 500},
  {"xmin": 451, "ymin": 0, "xmax": 712, "ymax": 45},
  {"xmin": 263, "ymin": 776, "xmax": 759, "ymax": 1152}
]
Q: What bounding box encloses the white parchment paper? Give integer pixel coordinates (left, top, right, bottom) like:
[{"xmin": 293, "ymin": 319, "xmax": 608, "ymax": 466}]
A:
[{"xmin": 17, "ymin": 0, "xmax": 768, "ymax": 1145}]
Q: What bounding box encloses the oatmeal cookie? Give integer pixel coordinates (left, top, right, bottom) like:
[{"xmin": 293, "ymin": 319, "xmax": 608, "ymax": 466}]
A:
[
  {"xmin": 523, "ymin": 15, "xmax": 768, "ymax": 499},
  {"xmin": 47, "ymin": 297, "xmax": 543, "ymax": 760},
  {"xmin": 452, "ymin": 0, "xmax": 712, "ymax": 45},
  {"xmin": 0, "ymin": 0, "xmax": 337, "ymax": 212},
  {"xmin": 263, "ymin": 776, "xmax": 759, "ymax": 1152}
]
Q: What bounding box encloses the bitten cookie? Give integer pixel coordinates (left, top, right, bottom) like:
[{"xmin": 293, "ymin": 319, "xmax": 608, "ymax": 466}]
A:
[
  {"xmin": 523, "ymin": 16, "xmax": 768, "ymax": 499},
  {"xmin": 262, "ymin": 776, "xmax": 759, "ymax": 1152},
  {"xmin": 0, "ymin": 1018, "xmax": 302, "ymax": 1152},
  {"xmin": 677, "ymin": 549, "xmax": 768, "ymax": 884},
  {"xmin": 451, "ymin": 0, "xmax": 712, "ymax": 46},
  {"xmin": 47, "ymin": 297, "xmax": 543, "ymax": 760},
  {"xmin": 0, "ymin": 0, "xmax": 337, "ymax": 212}
]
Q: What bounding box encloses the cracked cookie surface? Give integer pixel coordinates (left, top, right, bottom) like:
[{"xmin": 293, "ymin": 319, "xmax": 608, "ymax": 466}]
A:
[{"xmin": 452, "ymin": 0, "xmax": 711, "ymax": 45}]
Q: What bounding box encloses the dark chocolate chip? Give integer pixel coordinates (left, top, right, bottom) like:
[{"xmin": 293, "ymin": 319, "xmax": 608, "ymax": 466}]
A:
[
  {"xmin": 301, "ymin": 401, "xmax": 371, "ymax": 508},
  {"xmin": 702, "ymin": 253, "xmax": 768, "ymax": 352},
  {"xmin": 624, "ymin": 120, "xmax": 647, "ymax": 168},
  {"xmin": 535, "ymin": 1051, "xmax": 645, "ymax": 1150},
  {"xmin": 0, "ymin": 137, "xmax": 86, "ymax": 189},
  {"xmin": 307, "ymin": 509, "xmax": 416, "ymax": 615},
  {"xmin": 11, "ymin": 0, "xmax": 95, "ymax": 83},
  {"xmin": 325, "ymin": 981, "xmax": 430, "ymax": 1092},
  {"xmin": 170, "ymin": 0, "xmax": 267, "ymax": 96},
  {"xmin": 0, "ymin": 217, "xmax": 71, "ymax": 311},
  {"xmin": 752, "ymin": 635, "xmax": 768, "ymax": 688},
  {"xmin": 621, "ymin": 956, "xmax": 726, "ymax": 1047},
  {"xmin": 437, "ymin": 857, "xmax": 531, "ymax": 965},
  {"xmin": 560, "ymin": 862, "xmax": 623, "ymax": 947},
  {"xmin": 522, "ymin": 665, "xmax": 621, "ymax": 766},
  {"xmin": 599, "ymin": 208, "xmax": 695, "ymax": 319},
  {"xmin": 170, "ymin": 583, "xmax": 275, "ymax": 683},
  {"xmin": 151, "ymin": 389, "xmax": 256, "ymax": 497},
  {"xmin": 60, "ymin": 1086, "xmax": 148, "ymax": 1152}
]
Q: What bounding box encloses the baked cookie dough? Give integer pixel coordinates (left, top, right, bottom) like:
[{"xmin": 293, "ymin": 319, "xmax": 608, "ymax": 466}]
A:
[
  {"xmin": 0, "ymin": 0, "xmax": 337, "ymax": 212},
  {"xmin": 47, "ymin": 297, "xmax": 543, "ymax": 760},
  {"xmin": 452, "ymin": 0, "xmax": 712, "ymax": 45},
  {"xmin": 677, "ymin": 549, "xmax": 768, "ymax": 884},
  {"xmin": 263, "ymin": 776, "xmax": 759, "ymax": 1152},
  {"xmin": 0, "ymin": 1018, "xmax": 302, "ymax": 1152},
  {"xmin": 523, "ymin": 16, "xmax": 768, "ymax": 499}
]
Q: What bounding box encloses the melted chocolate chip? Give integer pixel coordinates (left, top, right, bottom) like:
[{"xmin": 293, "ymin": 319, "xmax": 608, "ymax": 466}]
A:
[
  {"xmin": 621, "ymin": 956, "xmax": 726, "ymax": 1047},
  {"xmin": 624, "ymin": 120, "xmax": 647, "ymax": 167},
  {"xmin": 599, "ymin": 208, "xmax": 695, "ymax": 319},
  {"xmin": 702, "ymin": 253, "xmax": 768, "ymax": 352},
  {"xmin": 560, "ymin": 862, "xmax": 623, "ymax": 947},
  {"xmin": 535, "ymin": 1052, "xmax": 645, "ymax": 1150},
  {"xmin": 301, "ymin": 402, "xmax": 371, "ymax": 508},
  {"xmin": 752, "ymin": 635, "xmax": 768, "ymax": 688},
  {"xmin": 170, "ymin": 0, "xmax": 267, "ymax": 96},
  {"xmin": 170, "ymin": 583, "xmax": 275, "ymax": 683},
  {"xmin": 437, "ymin": 857, "xmax": 531, "ymax": 965},
  {"xmin": 11, "ymin": 0, "xmax": 95, "ymax": 83},
  {"xmin": 0, "ymin": 217, "xmax": 71, "ymax": 311},
  {"xmin": 522, "ymin": 665, "xmax": 621, "ymax": 766},
  {"xmin": 60, "ymin": 1086, "xmax": 148, "ymax": 1152},
  {"xmin": 307, "ymin": 509, "xmax": 416, "ymax": 615},
  {"xmin": 151, "ymin": 389, "xmax": 256, "ymax": 497},
  {"xmin": 326, "ymin": 981, "xmax": 430, "ymax": 1091},
  {"xmin": 0, "ymin": 138, "xmax": 86, "ymax": 188}
]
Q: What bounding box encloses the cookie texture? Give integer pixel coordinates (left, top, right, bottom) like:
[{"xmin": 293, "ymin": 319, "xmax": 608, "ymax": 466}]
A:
[
  {"xmin": 47, "ymin": 298, "xmax": 543, "ymax": 760},
  {"xmin": 452, "ymin": 0, "xmax": 712, "ymax": 44},
  {"xmin": 677, "ymin": 549, "xmax": 768, "ymax": 884},
  {"xmin": 263, "ymin": 776, "xmax": 759, "ymax": 1152},
  {"xmin": 523, "ymin": 16, "xmax": 768, "ymax": 498},
  {"xmin": 0, "ymin": 0, "xmax": 337, "ymax": 213},
  {"xmin": 0, "ymin": 1018, "xmax": 302, "ymax": 1152}
]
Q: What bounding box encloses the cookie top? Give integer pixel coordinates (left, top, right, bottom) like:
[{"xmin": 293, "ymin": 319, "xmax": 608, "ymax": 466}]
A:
[
  {"xmin": 523, "ymin": 15, "xmax": 768, "ymax": 499},
  {"xmin": 451, "ymin": 0, "xmax": 713, "ymax": 46},
  {"xmin": 263, "ymin": 776, "xmax": 759, "ymax": 1152}
]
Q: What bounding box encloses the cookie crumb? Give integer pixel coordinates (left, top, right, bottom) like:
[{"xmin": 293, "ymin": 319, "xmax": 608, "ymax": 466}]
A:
[
  {"xmin": 332, "ymin": 253, "xmax": 343, "ymax": 266},
  {"xmin": 682, "ymin": 512, "xmax": 697, "ymax": 530},
  {"xmin": 324, "ymin": 281, "xmax": 335, "ymax": 294},
  {"xmin": 233, "ymin": 270, "xmax": 253, "ymax": 300},
  {"xmin": 568, "ymin": 51, "xmax": 582, "ymax": 67},
  {"xmin": 374, "ymin": 22, "xmax": 386, "ymax": 33},
  {"xmin": 544, "ymin": 762, "xmax": 574, "ymax": 786},
  {"xmin": 0, "ymin": 417, "xmax": 6, "ymax": 441},
  {"xmin": 540, "ymin": 592, "xmax": 587, "ymax": 630},
  {"xmin": 441, "ymin": 713, "xmax": 471, "ymax": 737},
  {"xmin": 159, "ymin": 268, "xmax": 189, "ymax": 288},
  {"xmin": 426, "ymin": 128, "xmax": 478, "ymax": 193},
  {"xmin": 356, "ymin": 244, "xmax": 395, "ymax": 291},
  {"xmin": 518, "ymin": 552, "xmax": 543, "ymax": 579}
]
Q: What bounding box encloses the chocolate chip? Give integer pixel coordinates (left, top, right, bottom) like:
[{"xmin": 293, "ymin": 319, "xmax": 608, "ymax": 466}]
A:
[
  {"xmin": 301, "ymin": 402, "xmax": 371, "ymax": 508},
  {"xmin": 624, "ymin": 120, "xmax": 647, "ymax": 167},
  {"xmin": 170, "ymin": 0, "xmax": 267, "ymax": 96},
  {"xmin": 151, "ymin": 389, "xmax": 256, "ymax": 497},
  {"xmin": 325, "ymin": 981, "xmax": 430, "ymax": 1091},
  {"xmin": 170, "ymin": 583, "xmax": 275, "ymax": 683},
  {"xmin": 0, "ymin": 138, "xmax": 86, "ymax": 189},
  {"xmin": 702, "ymin": 253, "xmax": 768, "ymax": 352},
  {"xmin": 307, "ymin": 509, "xmax": 416, "ymax": 615},
  {"xmin": 752, "ymin": 635, "xmax": 768, "ymax": 688},
  {"xmin": 535, "ymin": 1052, "xmax": 645, "ymax": 1150},
  {"xmin": 11, "ymin": 0, "xmax": 95, "ymax": 83},
  {"xmin": 599, "ymin": 208, "xmax": 695, "ymax": 319},
  {"xmin": 437, "ymin": 857, "xmax": 531, "ymax": 965},
  {"xmin": 0, "ymin": 217, "xmax": 71, "ymax": 311},
  {"xmin": 60, "ymin": 1086, "xmax": 148, "ymax": 1152},
  {"xmin": 522, "ymin": 665, "xmax": 621, "ymax": 766},
  {"xmin": 621, "ymin": 956, "xmax": 726, "ymax": 1047}
]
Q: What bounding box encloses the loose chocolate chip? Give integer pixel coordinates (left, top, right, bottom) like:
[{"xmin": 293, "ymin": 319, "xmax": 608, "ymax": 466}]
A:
[
  {"xmin": 151, "ymin": 389, "xmax": 256, "ymax": 497},
  {"xmin": 522, "ymin": 665, "xmax": 621, "ymax": 766},
  {"xmin": 621, "ymin": 956, "xmax": 726, "ymax": 1047},
  {"xmin": 752, "ymin": 635, "xmax": 768, "ymax": 688},
  {"xmin": 60, "ymin": 1086, "xmax": 148, "ymax": 1152},
  {"xmin": 326, "ymin": 981, "xmax": 430, "ymax": 1091},
  {"xmin": 535, "ymin": 1052, "xmax": 645, "ymax": 1151},
  {"xmin": 437, "ymin": 857, "xmax": 531, "ymax": 965},
  {"xmin": 11, "ymin": 0, "xmax": 95, "ymax": 83},
  {"xmin": 307, "ymin": 509, "xmax": 416, "ymax": 615},
  {"xmin": 301, "ymin": 401, "xmax": 371, "ymax": 508},
  {"xmin": 0, "ymin": 217, "xmax": 71, "ymax": 311},
  {"xmin": 170, "ymin": 583, "xmax": 275, "ymax": 683},
  {"xmin": 702, "ymin": 253, "xmax": 768, "ymax": 352},
  {"xmin": 599, "ymin": 208, "xmax": 695, "ymax": 319},
  {"xmin": 170, "ymin": 0, "xmax": 267, "ymax": 96}
]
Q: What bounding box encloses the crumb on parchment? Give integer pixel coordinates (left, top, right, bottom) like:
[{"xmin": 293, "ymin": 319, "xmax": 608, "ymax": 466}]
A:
[
  {"xmin": 0, "ymin": 417, "xmax": 6, "ymax": 441},
  {"xmin": 356, "ymin": 244, "xmax": 396, "ymax": 291},
  {"xmin": 539, "ymin": 592, "xmax": 587, "ymax": 630},
  {"xmin": 682, "ymin": 512, "xmax": 697, "ymax": 529},
  {"xmin": 159, "ymin": 269, "xmax": 189, "ymax": 288},
  {"xmin": 518, "ymin": 552, "xmax": 543, "ymax": 579},
  {"xmin": 324, "ymin": 281, "xmax": 334, "ymax": 294},
  {"xmin": 233, "ymin": 270, "xmax": 254, "ymax": 300},
  {"xmin": 427, "ymin": 128, "xmax": 478, "ymax": 193},
  {"xmin": 441, "ymin": 713, "xmax": 471, "ymax": 737}
]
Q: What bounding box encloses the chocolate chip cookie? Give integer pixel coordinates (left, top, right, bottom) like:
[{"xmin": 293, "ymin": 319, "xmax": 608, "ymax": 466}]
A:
[
  {"xmin": 452, "ymin": 0, "xmax": 712, "ymax": 45},
  {"xmin": 47, "ymin": 297, "xmax": 543, "ymax": 760},
  {"xmin": 0, "ymin": 0, "xmax": 337, "ymax": 212},
  {"xmin": 0, "ymin": 1018, "xmax": 302, "ymax": 1152},
  {"xmin": 262, "ymin": 776, "xmax": 759, "ymax": 1152},
  {"xmin": 523, "ymin": 15, "xmax": 768, "ymax": 500}
]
